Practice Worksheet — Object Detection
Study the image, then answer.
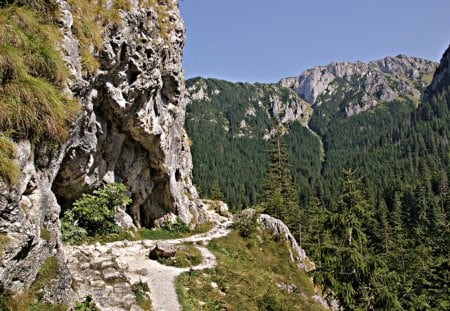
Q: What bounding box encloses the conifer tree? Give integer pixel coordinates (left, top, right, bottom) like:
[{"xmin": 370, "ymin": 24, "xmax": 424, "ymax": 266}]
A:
[
  {"xmin": 210, "ymin": 181, "xmax": 225, "ymax": 201},
  {"xmin": 258, "ymin": 126, "xmax": 300, "ymax": 229},
  {"xmin": 314, "ymin": 169, "xmax": 393, "ymax": 309}
]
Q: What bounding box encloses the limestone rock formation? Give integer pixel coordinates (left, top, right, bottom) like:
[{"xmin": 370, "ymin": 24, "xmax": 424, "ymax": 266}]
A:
[
  {"xmin": 0, "ymin": 0, "xmax": 204, "ymax": 298},
  {"xmin": 149, "ymin": 242, "xmax": 177, "ymax": 259},
  {"xmin": 280, "ymin": 55, "xmax": 437, "ymax": 116},
  {"xmin": 257, "ymin": 213, "xmax": 314, "ymax": 271},
  {"xmin": 53, "ymin": 0, "xmax": 202, "ymax": 227}
]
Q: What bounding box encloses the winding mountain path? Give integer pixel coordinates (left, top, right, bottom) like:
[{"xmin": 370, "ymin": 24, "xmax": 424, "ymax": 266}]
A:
[{"xmin": 64, "ymin": 213, "xmax": 232, "ymax": 311}]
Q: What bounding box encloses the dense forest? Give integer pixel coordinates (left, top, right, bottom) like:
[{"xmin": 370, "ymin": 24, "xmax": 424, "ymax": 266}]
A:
[{"xmin": 186, "ymin": 48, "xmax": 450, "ymax": 309}]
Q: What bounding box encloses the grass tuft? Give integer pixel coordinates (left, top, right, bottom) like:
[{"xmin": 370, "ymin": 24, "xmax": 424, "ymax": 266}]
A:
[
  {"xmin": 0, "ymin": 133, "xmax": 19, "ymax": 185},
  {"xmin": 132, "ymin": 281, "xmax": 153, "ymax": 310}
]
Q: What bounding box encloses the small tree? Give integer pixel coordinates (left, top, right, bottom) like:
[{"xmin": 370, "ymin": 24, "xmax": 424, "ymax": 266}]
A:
[
  {"xmin": 62, "ymin": 183, "xmax": 132, "ymax": 241},
  {"xmin": 210, "ymin": 181, "xmax": 225, "ymax": 201}
]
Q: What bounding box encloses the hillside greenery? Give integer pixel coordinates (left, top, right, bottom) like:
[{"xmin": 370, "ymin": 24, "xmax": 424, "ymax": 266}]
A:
[
  {"xmin": 186, "ymin": 62, "xmax": 450, "ymax": 309},
  {"xmin": 186, "ymin": 78, "xmax": 319, "ymax": 209},
  {"xmin": 176, "ymin": 229, "xmax": 327, "ymax": 311}
]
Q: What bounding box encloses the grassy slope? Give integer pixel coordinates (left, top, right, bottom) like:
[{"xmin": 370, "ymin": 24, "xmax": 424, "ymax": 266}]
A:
[{"xmin": 176, "ymin": 230, "xmax": 327, "ymax": 311}]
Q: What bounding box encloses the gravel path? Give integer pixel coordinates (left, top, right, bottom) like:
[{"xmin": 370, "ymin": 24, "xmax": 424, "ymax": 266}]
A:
[{"xmin": 64, "ymin": 215, "xmax": 232, "ymax": 311}]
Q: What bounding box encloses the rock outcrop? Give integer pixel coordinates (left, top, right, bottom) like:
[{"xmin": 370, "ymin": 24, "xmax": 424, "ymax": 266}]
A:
[
  {"xmin": 257, "ymin": 213, "xmax": 314, "ymax": 271},
  {"xmin": 280, "ymin": 55, "xmax": 437, "ymax": 116},
  {"xmin": 0, "ymin": 0, "xmax": 203, "ymax": 298},
  {"xmin": 53, "ymin": 0, "xmax": 202, "ymax": 227}
]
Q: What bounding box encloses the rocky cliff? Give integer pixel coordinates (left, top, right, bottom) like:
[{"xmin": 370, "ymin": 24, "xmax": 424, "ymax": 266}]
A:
[
  {"xmin": 281, "ymin": 55, "xmax": 437, "ymax": 116},
  {"xmin": 0, "ymin": 0, "xmax": 203, "ymax": 299}
]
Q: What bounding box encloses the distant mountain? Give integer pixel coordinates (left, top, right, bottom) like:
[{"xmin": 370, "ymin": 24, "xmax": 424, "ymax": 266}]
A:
[
  {"xmin": 185, "ymin": 55, "xmax": 437, "ymax": 207},
  {"xmin": 185, "ymin": 49, "xmax": 450, "ymax": 308},
  {"xmin": 281, "ymin": 55, "xmax": 437, "ymax": 135}
]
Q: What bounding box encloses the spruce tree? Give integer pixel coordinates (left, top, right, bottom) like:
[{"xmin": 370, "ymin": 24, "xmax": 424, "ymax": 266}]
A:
[
  {"xmin": 314, "ymin": 169, "xmax": 399, "ymax": 309},
  {"xmin": 258, "ymin": 127, "xmax": 300, "ymax": 229},
  {"xmin": 210, "ymin": 181, "xmax": 225, "ymax": 201}
]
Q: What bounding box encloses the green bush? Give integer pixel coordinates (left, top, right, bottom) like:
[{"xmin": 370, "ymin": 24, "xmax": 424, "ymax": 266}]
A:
[
  {"xmin": 61, "ymin": 183, "xmax": 132, "ymax": 243},
  {"xmin": 75, "ymin": 296, "xmax": 99, "ymax": 311},
  {"xmin": 234, "ymin": 211, "xmax": 258, "ymax": 238},
  {"xmin": 257, "ymin": 290, "xmax": 283, "ymax": 311},
  {"xmin": 162, "ymin": 219, "xmax": 189, "ymax": 234}
]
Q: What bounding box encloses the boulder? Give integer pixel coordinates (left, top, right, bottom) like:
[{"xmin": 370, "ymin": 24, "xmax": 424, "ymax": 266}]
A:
[{"xmin": 149, "ymin": 242, "xmax": 176, "ymax": 260}]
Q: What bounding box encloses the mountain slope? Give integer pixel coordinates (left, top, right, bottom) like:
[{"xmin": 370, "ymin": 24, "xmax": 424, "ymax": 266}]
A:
[{"xmin": 185, "ymin": 78, "xmax": 321, "ymax": 208}]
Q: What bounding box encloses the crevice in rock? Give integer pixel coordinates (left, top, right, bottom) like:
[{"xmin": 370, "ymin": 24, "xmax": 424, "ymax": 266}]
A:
[{"xmin": 12, "ymin": 239, "xmax": 34, "ymax": 261}]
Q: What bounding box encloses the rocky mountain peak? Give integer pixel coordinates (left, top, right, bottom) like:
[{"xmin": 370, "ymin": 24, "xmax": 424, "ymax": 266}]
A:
[{"xmin": 280, "ymin": 56, "xmax": 437, "ymax": 116}]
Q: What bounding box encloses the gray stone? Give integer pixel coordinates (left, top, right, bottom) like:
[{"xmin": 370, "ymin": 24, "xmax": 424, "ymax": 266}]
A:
[
  {"xmin": 280, "ymin": 56, "xmax": 437, "ymax": 116},
  {"xmin": 149, "ymin": 242, "xmax": 177, "ymax": 259}
]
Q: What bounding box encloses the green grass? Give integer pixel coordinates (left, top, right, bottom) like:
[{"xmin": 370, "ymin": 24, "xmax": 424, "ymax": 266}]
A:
[
  {"xmin": 0, "ymin": 232, "xmax": 9, "ymax": 260},
  {"xmin": 136, "ymin": 222, "xmax": 214, "ymax": 241},
  {"xmin": 0, "ymin": 3, "xmax": 79, "ymax": 185},
  {"xmin": 176, "ymin": 230, "xmax": 327, "ymax": 311},
  {"xmin": 157, "ymin": 243, "xmax": 202, "ymax": 268},
  {"xmin": 63, "ymin": 221, "xmax": 215, "ymax": 245},
  {"xmin": 0, "ymin": 133, "xmax": 19, "ymax": 186},
  {"xmin": 132, "ymin": 281, "xmax": 153, "ymax": 310},
  {"xmin": 40, "ymin": 227, "xmax": 51, "ymax": 242}
]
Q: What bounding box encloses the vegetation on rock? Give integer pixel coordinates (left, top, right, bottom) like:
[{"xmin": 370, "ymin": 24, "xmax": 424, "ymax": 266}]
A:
[
  {"xmin": 131, "ymin": 281, "xmax": 152, "ymax": 311},
  {"xmin": 176, "ymin": 229, "xmax": 326, "ymax": 311},
  {"xmin": 157, "ymin": 243, "xmax": 202, "ymax": 268},
  {"xmin": 0, "ymin": 256, "xmax": 67, "ymax": 311},
  {"xmin": 61, "ymin": 183, "xmax": 132, "ymax": 244},
  {"xmin": 0, "ymin": 2, "xmax": 79, "ymax": 185}
]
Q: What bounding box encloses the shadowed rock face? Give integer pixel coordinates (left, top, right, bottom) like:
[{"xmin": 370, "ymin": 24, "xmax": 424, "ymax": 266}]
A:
[{"xmin": 0, "ymin": 0, "xmax": 203, "ymax": 298}]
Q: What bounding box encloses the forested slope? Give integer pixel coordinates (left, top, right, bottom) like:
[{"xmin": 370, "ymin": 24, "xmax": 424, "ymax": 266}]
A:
[{"xmin": 185, "ymin": 50, "xmax": 450, "ymax": 309}]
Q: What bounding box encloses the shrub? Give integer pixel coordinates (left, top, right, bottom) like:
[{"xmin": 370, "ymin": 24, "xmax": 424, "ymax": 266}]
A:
[
  {"xmin": 257, "ymin": 290, "xmax": 283, "ymax": 311},
  {"xmin": 234, "ymin": 211, "xmax": 258, "ymax": 238},
  {"xmin": 75, "ymin": 296, "xmax": 100, "ymax": 311},
  {"xmin": 162, "ymin": 219, "xmax": 189, "ymax": 234},
  {"xmin": 61, "ymin": 183, "xmax": 132, "ymax": 243}
]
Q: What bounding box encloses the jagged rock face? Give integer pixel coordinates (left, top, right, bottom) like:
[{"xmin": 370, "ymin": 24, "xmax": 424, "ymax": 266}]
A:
[
  {"xmin": 53, "ymin": 0, "xmax": 202, "ymax": 227},
  {"xmin": 186, "ymin": 78, "xmax": 312, "ymax": 139},
  {"xmin": 280, "ymin": 55, "xmax": 437, "ymax": 116},
  {"xmin": 0, "ymin": 0, "xmax": 202, "ymax": 296},
  {"xmin": 0, "ymin": 141, "xmax": 73, "ymax": 301}
]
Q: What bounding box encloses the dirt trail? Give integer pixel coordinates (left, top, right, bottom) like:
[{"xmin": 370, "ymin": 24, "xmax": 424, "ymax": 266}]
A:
[{"xmin": 64, "ymin": 215, "xmax": 232, "ymax": 311}]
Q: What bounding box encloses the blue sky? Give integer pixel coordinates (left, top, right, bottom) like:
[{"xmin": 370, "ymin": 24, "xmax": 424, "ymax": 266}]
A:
[{"xmin": 179, "ymin": 0, "xmax": 450, "ymax": 83}]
